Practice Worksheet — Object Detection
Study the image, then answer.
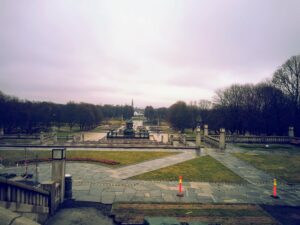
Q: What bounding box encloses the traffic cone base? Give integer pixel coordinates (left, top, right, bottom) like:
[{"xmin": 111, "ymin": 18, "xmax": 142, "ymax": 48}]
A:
[
  {"xmin": 271, "ymin": 195, "xmax": 280, "ymax": 199},
  {"xmin": 176, "ymin": 192, "xmax": 184, "ymax": 197}
]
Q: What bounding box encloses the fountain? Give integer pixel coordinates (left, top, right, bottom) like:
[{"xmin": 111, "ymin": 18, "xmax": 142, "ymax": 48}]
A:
[{"xmin": 107, "ymin": 120, "xmax": 149, "ymax": 139}]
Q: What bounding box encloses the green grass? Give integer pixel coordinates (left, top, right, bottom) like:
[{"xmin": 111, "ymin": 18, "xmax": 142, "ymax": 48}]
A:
[
  {"xmin": 235, "ymin": 143, "xmax": 300, "ymax": 153},
  {"xmin": 0, "ymin": 150, "xmax": 177, "ymax": 168},
  {"xmin": 129, "ymin": 155, "xmax": 244, "ymax": 183},
  {"xmin": 66, "ymin": 151, "xmax": 177, "ymax": 167},
  {"xmin": 233, "ymin": 153, "xmax": 300, "ymax": 183}
]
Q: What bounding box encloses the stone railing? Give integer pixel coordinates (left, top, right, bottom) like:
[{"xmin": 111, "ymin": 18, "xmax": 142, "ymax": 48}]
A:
[
  {"xmin": 0, "ymin": 134, "xmax": 40, "ymax": 140},
  {"xmin": 40, "ymin": 132, "xmax": 57, "ymax": 144},
  {"xmin": 0, "ymin": 178, "xmax": 62, "ymax": 217},
  {"xmin": 204, "ymin": 135, "xmax": 219, "ymax": 148},
  {"xmin": 58, "ymin": 135, "xmax": 73, "ymax": 141},
  {"xmin": 0, "ymin": 178, "xmax": 49, "ymax": 211},
  {"xmin": 291, "ymin": 137, "xmax": 300, "ymax": 145},
  {"xmin": 209, "ymin": 135, "xmax": 292, "ymax": 144}
]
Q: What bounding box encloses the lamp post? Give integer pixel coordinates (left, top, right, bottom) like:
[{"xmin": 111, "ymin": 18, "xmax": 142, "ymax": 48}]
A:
[{"xmin": 52, "ymin": 148, "xmax": 66, "ymax": 202}]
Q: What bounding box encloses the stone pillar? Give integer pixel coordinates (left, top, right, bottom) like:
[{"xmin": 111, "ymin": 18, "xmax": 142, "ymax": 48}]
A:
[
  {"xmin": 0, "ymin": 127, "xmax": 4, "ymax": 136},
  {"xmin": 52, "ymin": 158, "xmax": 66, "ymax": 203},
  {"xmin": 53, "ymin": 132, "xmax": 57, "ymax": 143},
  {"xmin": 40, "ymin": 132, "xmax": 44, "ymax": 144},
  {"xmin": 182, "ymin": 134, "xmax": 186, "ymax": 145},
  {"xmin": 41, "ymin": 181, "xmax": 57, "ymax": 215},
  {"xmin": 219, "ymin": 128, "xmax": 226, "ymax": 150},
  {"xmin": 196, "ymin": 127, "xmax": 201, "ymax": 147},
  {"xmin": 204, "ymin": 125, "xmax": 208, "ymax": 137},
  {"xmin": 161, "ymin": 135, "xmax": 164, "ymax": 143},
  {"xmin": 81, "ymin": 133, "xmax": 85, "ymax": 142},
  {"xmin": 288, "ymin": 126, "xmax": 294, "ymax": 138},
  {"xmin": 169, "ymin": 135, "xmax": 173, "ymax": 145},
  {"xmin": 73, "ymin": 135, "xmax": 77, "ymax": 143}
]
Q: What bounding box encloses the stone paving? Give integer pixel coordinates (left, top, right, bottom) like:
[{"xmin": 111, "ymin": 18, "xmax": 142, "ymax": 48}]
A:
[
  {"xmin": 207, "ymin": 148, "xmax": 272, "ymax": 185},
  {"xmin": 2, "ymin": 148, "xmax": 300, "ymax": 206},
  {"xmin": 82, "ymin": 132, "xmax": 107, "ymax": 141}
]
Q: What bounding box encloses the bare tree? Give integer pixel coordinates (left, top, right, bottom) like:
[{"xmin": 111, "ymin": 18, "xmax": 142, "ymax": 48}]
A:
[
  {"xmin": 272, "ymin": 55, "xmax": 300, "ymax": 107},
  {"xmin": 197, "ymin": 99, "xmax": 213, "ymax": 110},
  {"xmin": 272, "ymin": 55, "xmax": 300, "ymax": 132}
]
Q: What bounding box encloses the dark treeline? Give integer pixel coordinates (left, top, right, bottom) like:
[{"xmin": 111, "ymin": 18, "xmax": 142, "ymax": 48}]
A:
[
  {"xmin": 144, "ymin": 106, "xmax": 168, "ymax": 124},
  {"xmin": 145, "ymin": 55, "xmax": 300, "ymax": 136},
  {"xmin": 0, "ymin": 93, "xmax": 133, "ymax": 133}
]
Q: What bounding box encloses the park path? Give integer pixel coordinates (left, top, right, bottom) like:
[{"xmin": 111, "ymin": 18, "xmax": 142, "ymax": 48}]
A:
[
  {"xmin": 207, "ymin": 147, "xmax": 273, "ymax": 185},
  {"xmin": 110, "ymin": 151, "xmax": 196, "ymax": 179},
  {"xmin": 2, "ymin": 157, "xmax": 300, "ymax": 206}
]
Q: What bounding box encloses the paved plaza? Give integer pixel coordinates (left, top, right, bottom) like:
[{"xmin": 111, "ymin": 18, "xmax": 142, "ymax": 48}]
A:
[{"xmin": 2, "ymin": 147, "xmax": 300, "ymax": 206}]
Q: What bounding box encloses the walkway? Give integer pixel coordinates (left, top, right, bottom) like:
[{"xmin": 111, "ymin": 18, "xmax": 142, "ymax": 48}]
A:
[
  {"xmin": 207, "ymin": 148, "xmax": 272, "ymax": 185},
  {"xmin": 2, "ymin": 148, "xmax": 300, "ymax": 206},
  {"xmin": 110, "ymin": 151, "xmax": 196, "ymax": 179}
]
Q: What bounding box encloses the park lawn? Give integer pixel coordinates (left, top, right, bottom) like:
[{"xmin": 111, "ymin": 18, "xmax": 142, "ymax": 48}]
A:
[
  {"xmin": 66, "ymin": 151, "xmax": 178, "ymax": 167},
  {"xmin": 0, "ymin": 150, "xmax": 178, "ymax": 168},
  {"xmin": 232, "ymin": 152, "xmax": 300, "ymax": 183},
  {"xmin": 129, "ymin": 155, "xmax": 244, "ymax": 183},
  {"xmin": 235, "ymin": 143, "xmax": 300, "ymax": 153}
]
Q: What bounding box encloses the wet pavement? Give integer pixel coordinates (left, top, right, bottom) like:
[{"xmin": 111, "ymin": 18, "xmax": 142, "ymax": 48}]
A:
[{"xmin": 2, "ymin": 148, "xmax": 300, "ymax": 206}]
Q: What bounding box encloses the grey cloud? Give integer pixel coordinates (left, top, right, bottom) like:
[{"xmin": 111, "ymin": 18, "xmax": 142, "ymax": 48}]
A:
[{"xmin": 1, "ymin": 0, "xmax": 300, "ymax": 107}]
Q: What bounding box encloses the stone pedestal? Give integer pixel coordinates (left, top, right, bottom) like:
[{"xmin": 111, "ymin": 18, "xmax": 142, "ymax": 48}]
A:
[
  {"xmin": 219, "ymin": 128, "xmax": 226, "ymax": 150},
  {"xmin": 196, "ymin": 127, "xmax": 201, "ymax": 147},
  {"xmin": 289, "ymin": 126, "xmax": 294, "ymax": 138},
  {"xmin": 204, "ymin": 125, "xmax": 208, "ymax": 137},
  {"xmin": 41, "ymin": 181, "xmax": 57, "ymax": 215}
]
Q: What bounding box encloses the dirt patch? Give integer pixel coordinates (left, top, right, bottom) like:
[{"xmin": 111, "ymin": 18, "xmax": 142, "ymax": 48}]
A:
[{"xmin": 111, "ymin": 203, "xmax": 280, "ymax": 225}]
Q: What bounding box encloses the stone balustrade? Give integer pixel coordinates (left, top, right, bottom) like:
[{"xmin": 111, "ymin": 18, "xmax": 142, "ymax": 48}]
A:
[
  {"xmin": 209, "ymin": 135, "xmax": 292, "ymax": 143},
  {"xmin": 204, "ymin": 135, "xmax": 220, "ymax": 149},
  {"xmin": 0, "ymin": 178, "xmax": 62, "ymax": 218},
  {"xmin": 0, "ymin": 178, "xmax": 49, "ymax": 208}
]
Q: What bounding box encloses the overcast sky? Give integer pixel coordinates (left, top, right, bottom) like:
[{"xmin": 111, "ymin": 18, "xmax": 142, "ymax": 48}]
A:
[{"xmin": 0, "ymin": 0, "xmax": 300, "ymax": 107}]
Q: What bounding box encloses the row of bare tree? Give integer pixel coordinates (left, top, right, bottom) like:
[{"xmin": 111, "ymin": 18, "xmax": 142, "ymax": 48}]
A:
[{"xmin": 159, "ymin": 55, "xmax": 300, "ymax": 136}]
